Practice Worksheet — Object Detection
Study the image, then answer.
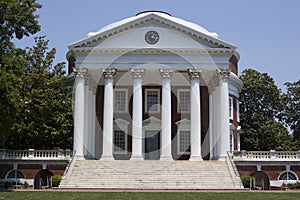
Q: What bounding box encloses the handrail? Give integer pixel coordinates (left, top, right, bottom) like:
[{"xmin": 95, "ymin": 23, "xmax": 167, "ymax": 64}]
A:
[
  {"xmin": 0, "ymin": 149, "xmax": 72, "ymax": 160},
  {"xmin": 226, "ymin": 151, "xmax": 243, "ymax": 189},
  {"xmin": 233, "ymin": 150, "xmax": 300, "ymax": 161},
  {"xmin": 60, "ymin": 150, "xmax": 76, "ymax": 188}
]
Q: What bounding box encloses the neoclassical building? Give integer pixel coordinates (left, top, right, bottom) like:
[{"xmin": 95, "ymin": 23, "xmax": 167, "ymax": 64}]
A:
[{"xmin": 67, "ymin": 11, "xmax": 243, "ymax": 162}]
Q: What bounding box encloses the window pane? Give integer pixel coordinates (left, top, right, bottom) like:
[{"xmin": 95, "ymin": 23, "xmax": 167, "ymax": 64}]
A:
[
  {"xmin": 114, "ymin": 90, "xmax": 127, "ymax": 112},
  {"xmin": 179, "ymin": 91, "xmax": 190, "ymax": 112},
  {"xmin": 179, "ymin": 130, "xmax": 190, "ymax": 153},
  {"xmin": 114, "ymin": 130, "xmax": 126, "ymax": 152},
  {"xmin": 7, "ymin": 170, "xmax": 25, "ymax": 179},
  {"xmin": 147, "ymin": 90, "xmax": 159, "ymax": 112}
]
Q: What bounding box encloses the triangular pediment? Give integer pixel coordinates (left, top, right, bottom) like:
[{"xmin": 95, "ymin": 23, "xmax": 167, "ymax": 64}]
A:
[{"xmin": 69, "ymin": 12, "xmax": 236, "ymax": 50}]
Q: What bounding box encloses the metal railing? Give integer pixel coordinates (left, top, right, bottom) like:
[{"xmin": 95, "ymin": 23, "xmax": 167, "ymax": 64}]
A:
[{"xmin": 59, "ymin": 150, "xmax": 76, "ymax": 188}]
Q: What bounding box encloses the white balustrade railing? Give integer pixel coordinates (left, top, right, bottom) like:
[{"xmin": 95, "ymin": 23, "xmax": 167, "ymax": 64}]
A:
[
  {"xmin": 0, "ymin": 149, "xmax": 72, "ymax": 160},
  {"xmin": 233, "ymin": 150, "xmax": 300, "ymax": 161}
]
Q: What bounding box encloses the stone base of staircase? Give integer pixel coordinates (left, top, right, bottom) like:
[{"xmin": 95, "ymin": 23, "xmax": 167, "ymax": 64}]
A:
[{"xmin": 60, "ymin": 160, "xmax": 243, "ymax": 190}]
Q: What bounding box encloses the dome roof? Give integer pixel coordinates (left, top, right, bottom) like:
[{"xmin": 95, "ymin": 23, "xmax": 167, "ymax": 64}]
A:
[{"xmin": 87, "ymin": 11, "xmax": 219, "ymax": 38}]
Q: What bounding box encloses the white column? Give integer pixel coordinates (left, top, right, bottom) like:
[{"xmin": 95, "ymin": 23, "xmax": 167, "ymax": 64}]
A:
[
  {"xmin": 160, "ymin": 69, "xmax": 173, "ymax": 161},
  {"xmin": 189, "ymin": 69, "xmax": 203, "ymax": 161},
  {"xmin": 208, "ymin": 88, "xmax": 214, "ymax": 160},
  {"xmin": 84, "ymin": 83, "xmax": 90, "ymax": 158},
  {"xmin": 101, "ymin": 69, "xmax": 116, "ymax": 161},
  {"xmin": 73, "ymin": 68, "xmax": 87, "ymax": 158},
  {"xmin": 91, "ymin": 85, "xmax": 97, "ymax": 159},
  {"xmin": 130, "ymin": 68, "xmax": 145, "ymax": 161},
  {"xmin": 219, "ymin": 69, "xmax": 230, "ymax": 160},
  {"xmin": 215, "ymin": 83, "xmax": 221, "ymax": 159}
]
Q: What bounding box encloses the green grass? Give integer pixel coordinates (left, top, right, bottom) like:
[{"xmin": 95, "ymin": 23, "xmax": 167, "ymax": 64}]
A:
[{"xmin": 1, "ymin": 191, "xmax": 300, "ymax": 200}]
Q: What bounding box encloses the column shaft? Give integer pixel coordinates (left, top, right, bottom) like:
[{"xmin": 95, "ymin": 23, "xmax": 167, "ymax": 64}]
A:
[
  {"xmin": 131, "ymin": 69, "xmax": 144, "ymax": 161},
  {"xmin": 219, "ymin": 69, "xmax": 230, "ymax": 160},
  {"xmin": 101, "ymin": 69, "xmax": 116, "ymax": 161},
  {"xmin": 160, "ymin": 69, "xmax": 173, "ymax": 161},
  {"xmin": 73, "ymin": 68, "xmax": 87, "ymax": 158},
  {"xmin": 189, "ymin": 69, "xmax": 203, "ymax": 161}
]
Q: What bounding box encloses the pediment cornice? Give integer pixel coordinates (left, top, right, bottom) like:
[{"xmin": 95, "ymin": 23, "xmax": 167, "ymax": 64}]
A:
[{"xmin": 69, "ymin": 13, "xmax": 236, "ymax": 50}]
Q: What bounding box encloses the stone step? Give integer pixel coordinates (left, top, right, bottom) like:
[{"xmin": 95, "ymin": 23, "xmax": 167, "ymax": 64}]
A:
[{"xmin": 60, "ymin": 160, "xmax": 243, "ymax": 189}]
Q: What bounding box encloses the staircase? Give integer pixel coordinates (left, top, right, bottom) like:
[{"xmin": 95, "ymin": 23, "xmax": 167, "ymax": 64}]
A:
[{"xmin": 60, "ymin": 159, "xmax": 243, "ymax": 190}]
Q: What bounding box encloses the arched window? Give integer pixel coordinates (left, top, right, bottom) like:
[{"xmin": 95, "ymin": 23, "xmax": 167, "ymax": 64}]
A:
[
  {"xmin": 278, "ymin": 171, "xmax": 298, "ymax": 181},
  {"xmin": 6, "ymin": 169, "xmax": 25, "ymax": 179}
]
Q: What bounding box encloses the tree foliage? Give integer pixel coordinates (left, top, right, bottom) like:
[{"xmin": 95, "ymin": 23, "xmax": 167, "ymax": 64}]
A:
[
  {"xmin": 239, "ymin": 69, "xmax": 293, "ymax": 150},
  {"xmin": 0, "ymin": 0, "xmax": 41, "ymax": 53},
  {"xmin": 283, "ymin": 80, "xmax": 300, "ymax": 148},
  {"xmin": 0, "ymin": 0, "xmax": 41, "ymax": 148},
  {"xmin": 6, "ymin": 36, "xmax": 73, "ymax": 149}
]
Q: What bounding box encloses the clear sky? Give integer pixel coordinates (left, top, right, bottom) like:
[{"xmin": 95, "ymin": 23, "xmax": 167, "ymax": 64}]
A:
[{"xmin": 15, "ymin": 0, "xmax": 300, "ymax": 90}]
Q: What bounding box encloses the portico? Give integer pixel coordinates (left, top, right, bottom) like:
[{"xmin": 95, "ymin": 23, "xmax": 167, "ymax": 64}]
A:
[{"xmin": 68, "ymin": 11, "xmax": 243, "ymax": 161}]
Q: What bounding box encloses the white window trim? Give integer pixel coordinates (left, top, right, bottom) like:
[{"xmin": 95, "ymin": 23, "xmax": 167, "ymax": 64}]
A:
[
  {"xmin": 236, "ymin": 98, "xmax": 240, "ymax": 122},
  {"xmin": 177, "ymin": 89, "xmax": 190, "ymax": 113},
  {"xmin": 230, "ymin": 123, "xmax": 235, "ymax": 153},
  {"xmin": 229, "ymin": 96, "xmax": 234, "ymax": 120},
  {"xmin": 113, "ymin": 118, "xmax": 129, "ymax": 154},
  {"xmin": 278, "ymin": 171, "xmax": 299, "ymax": 182},
  {"xmin": 176, "ymin": 119, "xmax": 191, "ymax": 155},
  {"xmin": 114, "ymin": 88, "xmax": 128, "ymax": 113},
  {"xmin": 5, "ymin": 169, "xmax": 26, "ymax": 179},
  {"xmin": 145, "ymin": 89, "xmax": 160, "ymax": 113}
]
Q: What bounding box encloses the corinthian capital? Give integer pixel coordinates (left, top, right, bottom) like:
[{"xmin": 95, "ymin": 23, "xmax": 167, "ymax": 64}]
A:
[
  {"xmin": 74, "ymin": 68, "xmax": 87, "ymax": 79},
  {"xmin": 159, "ymin": 69, "xmax": 173, "ymax": 79},
  {"xmin": 131, "ymin": 68, "xmax": 145, "ymax": 79},
  {"xmin": 103, "ymin": 68, "xmax": 116, "ymax": 79},
  {"xmin": 219, "ymin": 68, "xmax": 231, "ymax": 80},
  {"xmin": 188, "ymin": 69, "xmax": 202, "ymax": 79}
]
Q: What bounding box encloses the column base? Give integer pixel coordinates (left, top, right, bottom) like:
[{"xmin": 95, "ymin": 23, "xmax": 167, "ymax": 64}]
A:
[
  {"xmin": 100, "ymin": 155, "xmax": 114, "ymax": 161},
  {"xmin": 218, "ymin": 155, "xmax": 227, "ymax": 161},
  {"xmin": 75, "ymin": 155, "xmax": 85, "ymax": 160},
  {"xmin": 189, "ymin": 155, "xmax": 203, "ymax": 161},
  {"xmin": 130, "ymin": 155, "xmax": 144, "ymax": 161},
  {"xmin": 160, "ymin": 155, "xmax": 173, "ymax": 161}
]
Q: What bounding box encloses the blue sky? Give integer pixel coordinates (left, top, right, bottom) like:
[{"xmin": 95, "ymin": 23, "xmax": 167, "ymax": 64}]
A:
[{"xmin": 15, "ymin": 0, "xmax": 300, "ymax": 90}]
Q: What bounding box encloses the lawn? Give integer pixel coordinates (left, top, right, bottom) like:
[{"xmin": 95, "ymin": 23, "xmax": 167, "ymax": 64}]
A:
[{"xmin": 1, "ymin": 191, "xmax": 300, "ymax": 200}]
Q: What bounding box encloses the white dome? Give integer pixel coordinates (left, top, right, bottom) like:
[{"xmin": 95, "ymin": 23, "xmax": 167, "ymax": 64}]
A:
[{"xmin": 87, "ymin": 11, "xmax": 219, "ymax": 38}]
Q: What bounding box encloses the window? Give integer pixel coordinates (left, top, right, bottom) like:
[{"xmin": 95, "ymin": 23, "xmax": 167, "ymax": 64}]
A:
[
  {"xmin": 178, "ymin": 90, "xmax": 190, "ymax": 113},
  {"xmin": 229, "ymin": 96, "xmax": 234, "ymax": 119},
  {"xmin": 113, "ymin": 118, "xmax": 129, "ymax": 154},
  {"xmin": 6, "ymin": 170, "xmax": 25, "ymax": 179},
  {"xmin": 145, "ymin": 89, "xmax": 160, "ymax": 112},
  {"xmin": 178, "ymin": 130, "xmax": 191, "ymax": 154},
  {"xmin": 113, "ymin": 130, "xmax": 127, "ymax": 153},
  {"xmin": 114, "ymin": 89, "xmax": 128, "ymax": 113},
  {"xmin": 279, "ymin": 171, "xmax": 298, "ymax": 181},
  {"xmin": 236, "ymin": 99, "xmax": 240, "ymax": 122}
]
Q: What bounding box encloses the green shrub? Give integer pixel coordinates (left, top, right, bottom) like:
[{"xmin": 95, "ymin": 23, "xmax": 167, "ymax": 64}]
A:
[
  {"xmin": 241, "ymin": 176, "xmax": 254, "ymax": 189},
  {"xmin": 287, "ymin": 182, "xmax": 300, "ymax": 189},
  {"xmin": 51, "ymin": 175, "xmax": 62, "ymax": 187}
]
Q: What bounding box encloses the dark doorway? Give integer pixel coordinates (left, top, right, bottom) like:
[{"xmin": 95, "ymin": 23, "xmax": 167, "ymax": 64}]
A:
[
  {"xmin": 144, "ymin": 131, "xmax": 160, "ymax": 160},
  {"xmin": 34, "ymin": 169, "xmax": 53, "ymax": 189},
  {"xmin": 251, "ymin": 171, "xmax": 270, "ymax": 190}
]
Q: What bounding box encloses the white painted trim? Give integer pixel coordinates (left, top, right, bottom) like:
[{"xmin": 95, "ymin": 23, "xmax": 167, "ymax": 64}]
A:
[{"xmin": 229, "ymin": 96, "xmax": 234, "ymax": 120}]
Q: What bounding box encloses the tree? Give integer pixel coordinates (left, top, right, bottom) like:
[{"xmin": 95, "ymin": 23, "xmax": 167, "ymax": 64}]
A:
[
  {"xmin": 0, "ymin": 0, "xmax": 41, "ymax": 54},
  {"xmin": 239, "ymin": 69, "xmax": 293, "ymax": 150},
  {"xmin": 0, "ymin": 0, "xmax": 41, "ymax": 148},
  {"xmin": 283, "ymin": 80, "xmax": 300, "ymax": 148},
  {"xmin": 6, "ymin": 36, "xmax": 73, "ymax": 149}
]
